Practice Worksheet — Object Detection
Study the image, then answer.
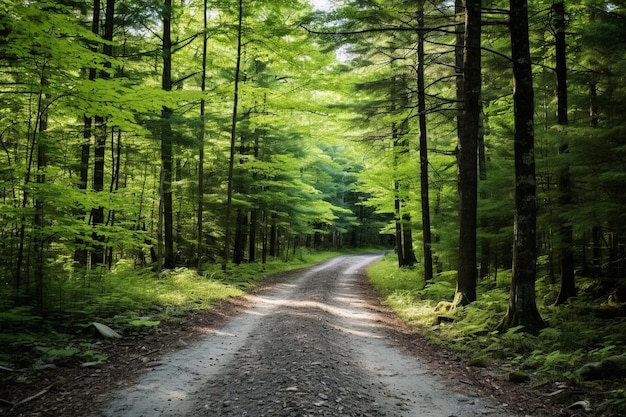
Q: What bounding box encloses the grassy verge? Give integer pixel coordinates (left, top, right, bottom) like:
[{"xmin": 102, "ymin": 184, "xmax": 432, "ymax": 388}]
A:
[
  {"xmin": 0, "ymin": 249, "xmax": 351, "ymax": 369},
  {"xmin": 368, "ymin": 252, "xmax": 626, "ymax": 415}
]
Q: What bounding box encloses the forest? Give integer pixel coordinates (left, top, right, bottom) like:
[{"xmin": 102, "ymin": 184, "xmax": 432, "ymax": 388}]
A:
[{"xmin": 1, "ymin": 0, "xmax": 626, "ymax": 415}]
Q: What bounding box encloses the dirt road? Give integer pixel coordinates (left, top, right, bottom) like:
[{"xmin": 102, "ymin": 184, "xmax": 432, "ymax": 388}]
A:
[{"xmin": 97, "ymin": 254, "xmax": 510, "ymax": 417}]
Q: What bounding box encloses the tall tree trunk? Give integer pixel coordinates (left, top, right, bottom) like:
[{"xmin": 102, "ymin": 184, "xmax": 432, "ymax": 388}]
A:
[
  {"xmin": 34, "ymin": 92, "xmax": 48, "ymax": 311},
  {"xmin": 248, "ymin": 135, "xmax": 260, "ymax": 262},
  {"xmin": 478, "ymin": 104, "xmax": 489, "ymax": 280},
  {"xmin": 553, "ymin": 1, "xmax": 575, "ymax": 305},
  {"xmin": 75, "ymin": 0, "xmax": 101, "ymax": 266},
  {"xmin": 15, "ymin": 65, "xmax": 48, "ymax": 301},
  {"xmin": 390, "ymin": 75, "xmax": 413, "ymax": 268},
  {"xmin": 223, "ymin": 0, "xmax": 243, "ymax": 269},
  {"xmin": 106, "ymin": 128, "xmax": 122, "ymax": 268},
  {"xmin": 161, "ymin": 0, "xmax": 175, "ymax": 269},
  {"xmin": 197, "ymin": 0, "xmax": 208, "ymax": 268},
  {"xmin": 91, "ymin": 0, "xmax": 115, "ymax": 267},
  {"xmin": 500, "ymin": 0, "xmax": 545, "ymax": 333},
  {"xmin": 417, "ymin": 0, "xmax": 433, "ymax": 281},
  {"xmin": 456, "ymin": 0, "xmax": 481, "ymax": 304},
  {"xmin": 91, "ymin": 121, "xmax": 106, "ymax": 266}
]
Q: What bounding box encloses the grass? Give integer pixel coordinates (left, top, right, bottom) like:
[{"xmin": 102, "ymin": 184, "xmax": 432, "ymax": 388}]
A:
[
  {"xmin": 367, "ymin": 252, "xmax": 626, "ymax": 415},
  {"xmin": 0, "ymin": 248, "xmax": 352, "ymax": 368}
]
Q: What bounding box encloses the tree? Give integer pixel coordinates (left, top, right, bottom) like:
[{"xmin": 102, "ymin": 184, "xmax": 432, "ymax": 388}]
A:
[
  {"xmin": 417, "ymin": 0, "xmax": 434, "ymax": 281},
  {"xmin": 500, "ymin": 0, "xmax": 545, "ymax": 333},
  {"xmin": 196, "ymin": 0, "xmax": 208, "ymax": 268},
  {"xmin": 456, "ymin": 0, "xmax": 481, "ymax": 304},
  {"xmin": 552, "ymin": 0, "xmax": 576, "ymax": 305},
  {"xmin": 160, "ymin": 0, "xmax": 175, "ymax": 269},
  {"xmin": 91, "ymin": 0, "xmax": 116, "ymax": 267},
  {"xmin": 223, "ymin": 0, "xmax": 243, "ymax": 268}
]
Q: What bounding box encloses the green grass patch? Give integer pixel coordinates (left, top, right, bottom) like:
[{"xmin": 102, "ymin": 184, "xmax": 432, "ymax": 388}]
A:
[
  {"xmin": 0, "ymin": 249, "xmax": 356, "ymax": 369},
  {"xmin": 368, "ymin": 255, "xmax": 626, "ymax": 415}
]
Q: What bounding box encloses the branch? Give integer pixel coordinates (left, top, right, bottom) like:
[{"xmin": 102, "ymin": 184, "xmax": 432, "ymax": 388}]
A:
[
  {"xmin": 300, "ymin": 23, "xmax": 460, "ymax": 36},
  {"xmin": 172, "ymin": 71, "xmax": 201, "ymax": 86},
  {"xmin": 0, "ymin": 398, "xmax": 14, "ymax": 408},
  {"xmin": 11, "ymin": 384, "xmax": 54, "ymax": 410},
  {"xmin": 172, "ymin": 32, "xmax": 201, "ymax": 54},
  {"xmin": 130, "ymin": 349, "xmax": 160, "ymax": 361},
  {"xmin": 482, "ymin": 46, "xmax": 513, "ymax": 63}
]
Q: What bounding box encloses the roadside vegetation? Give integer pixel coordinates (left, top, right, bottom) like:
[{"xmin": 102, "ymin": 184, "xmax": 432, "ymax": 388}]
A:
[
  {"xmin": 0, "ymin": 250, "xmax": 345, "ymax": 371},
  {"xmin": 368, "ymin": 253, "xmax": 626, "ymax": 416}
]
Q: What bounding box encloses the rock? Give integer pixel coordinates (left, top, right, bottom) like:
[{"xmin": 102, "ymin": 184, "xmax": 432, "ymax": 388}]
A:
[{"xmin": 92, "ymin": 322, "xmax": 122, "ymax": 339}]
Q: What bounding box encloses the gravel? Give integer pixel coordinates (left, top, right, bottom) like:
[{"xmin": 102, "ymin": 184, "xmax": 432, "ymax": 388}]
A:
[{"xmin": 96, "ymin": 253, "xmax": 511, "ymax": 417}]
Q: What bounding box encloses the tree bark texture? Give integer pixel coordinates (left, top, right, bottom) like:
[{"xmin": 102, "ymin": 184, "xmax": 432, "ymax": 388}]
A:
[
  {"xmin": 553, "ymin": 0, "xmax": 575, "ymax": 305},
  {"xmin": 223, "ymin": 0, "xmax": 243, "ymax": 268},
  {"xmin": 91, "ymin": 0, "xmax": 115, "ymax": 267},
  {"xmin": 161, "ymin": 0, "xmax": 175, "ymax": 269},
  {"xmin": 417, "ymin": 0, "xmax": 434, "ymax": 281},
  {"xmin": 75, "ymin": 0, "xmax": 100, "ymax": 266},
  {"xmin": 456, "ymin": 0, "xmax": 481, "ymax": 304},
  {"xmin": 501, "ymin": 0, "xmax": 545, "ymax": 333},
  {"xmin": 196, "ymin": 0, "xmax": 209, "ymax": 268}
]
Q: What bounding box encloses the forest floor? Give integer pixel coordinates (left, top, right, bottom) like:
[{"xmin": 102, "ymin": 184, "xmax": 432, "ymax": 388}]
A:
[{"xmin": 2, "ymin": 254, "xmax": 579, "ymax": 417}]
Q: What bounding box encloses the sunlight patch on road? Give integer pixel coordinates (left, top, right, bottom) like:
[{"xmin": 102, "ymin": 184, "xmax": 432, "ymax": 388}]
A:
[{"xmin": 329, "ymin": 323, "xmax": 384, "ymax": 339}]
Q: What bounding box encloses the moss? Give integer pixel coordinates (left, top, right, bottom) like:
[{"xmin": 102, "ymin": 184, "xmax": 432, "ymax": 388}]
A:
[
  {"xmin": 467, "ymin": 357, "xmax": 489, "ymax": 368},
  {"xmin": 509, "ymin": 371, "xmax": 531, "ymax": 383}
]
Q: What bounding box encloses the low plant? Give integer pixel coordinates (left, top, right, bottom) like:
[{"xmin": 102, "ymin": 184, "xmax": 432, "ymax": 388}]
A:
[
  {"xmin": 0, "ymin": 249, "xmax": 354, "ymax": 370},
  {"xmin": 367, "ymin": 256, "xmax": 626, "ymax": 415}
]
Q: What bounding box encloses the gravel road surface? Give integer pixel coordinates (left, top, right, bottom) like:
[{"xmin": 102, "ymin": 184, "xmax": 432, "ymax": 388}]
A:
[{"xmin": 97, "ymin": 253, "xmax": 511, "ymax": 417}]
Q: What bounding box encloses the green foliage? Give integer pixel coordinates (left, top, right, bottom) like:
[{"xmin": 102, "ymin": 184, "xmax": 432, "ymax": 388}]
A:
[
  {"xmin": 0, "ymin": 250, "xmax": 349, "ymax": 368},
  {"xmin": 369, "ymin": 256, "xmax": 626, "ymax": 412}
]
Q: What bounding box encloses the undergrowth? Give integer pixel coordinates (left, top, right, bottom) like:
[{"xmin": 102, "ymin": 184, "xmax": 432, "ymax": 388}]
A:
[
  {"xmin": 0, "ymin": 249, "xmax": 348, "ymax": 369},
  {"xmin": 368, "ymin": 252, "xmax": 626, "ymax": 416}
]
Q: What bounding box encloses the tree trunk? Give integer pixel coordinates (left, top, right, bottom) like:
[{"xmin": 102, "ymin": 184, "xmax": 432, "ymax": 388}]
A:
[
  {"xmin": 91, "ymin": 118, "xmax": 106, "ymax": 266},
  {"xmin": 402, "ymin": 213, "xmax": 418, "ymax": 266},
  {"xmin": 248, "ymin": 136, "xmax": 259, "ymax": 262},
  {"xmin": 196, "ymin": 0, "xmax": 208, "ymax": 268},
  {"xmin": 393, "ymin": 182, "xmax": 405, "ymax": 267},
  {"xmin": 233, "ymin": 209, "xmax": 246, "ymax": 264},
  {"xmin": 262, "ymin": 209, "xmax": 268, "ymax": 264},
  {"xmin": 478, "ymin": 104, "xmax": 489, "ymax": 280},
  {"xmin": 90, "ymin": 0, "xmax": 115, "ymax": 267},
  {"xmin": 500, "ymin": 0, "xmax": 545, "ymax": 333},
  {"xmin": 592, "ymin": 225, "xmax": 602, "ymax": 277},
  {"xmin": 223, "ymin": 0, "xmax": 243, "ymax": 269},
  {"xmin": 553, "ymin": 0, "xmax": 576, "ymax": 305},
  {"xmin": 106, "ymin": 128, "xmax": 122, "ymax": 268},
  {"xmin": 589, "ymin": 81, "xmax": 598, "ymax": 127},
  {"xmin": 269, "ymin": 221, "xmax": 278, "ymax": 257},
  {"xmin": 249, "ymin": 208, "xmax": 257, "ymax": 262},
  {"xmin": 456, "ymin": 0, "xmax": 481, "ymax": 304},
  {"xmin": 34, "ymin": 92, "xmax": 48, "ymax": 311},
  {"xmin": 75, "ymin": 0, "xmax": 100, "ymax": 266},
  {"xmin": 161, "ymin": 0, "xmax": 175, "ymax": 269},
  {"xmin": 417, "ymin": 0, "xmax": 433, "ymax": 281}
]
